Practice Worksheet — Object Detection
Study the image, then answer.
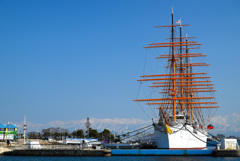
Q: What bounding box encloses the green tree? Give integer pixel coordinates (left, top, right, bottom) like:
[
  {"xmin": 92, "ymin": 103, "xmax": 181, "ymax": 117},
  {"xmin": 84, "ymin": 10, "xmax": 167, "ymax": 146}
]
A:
[
  {"xmin": 89, "ymin": 128, "xmax": 99, "ymax": 138},
  {"xmin": 27, "ymin": 131, "xmax": 42, "ymax": 139},
  {"xmin": 71, "ymin": 129, "xmax": 84, "ymax": 138},
  {"xmin": 52, "ymin": 132, "xmax": 60, "ymax": 139},
  {"xmin": 41, "ymin": 127, "xmax": 69, "ymax": 139},
  {"xmin": 102, "ymin": 129, "xmax": 110, "ymax": 135},
  {"xmin": 100, "ymin": 129, "xmax": 114, "ymax": 140}
]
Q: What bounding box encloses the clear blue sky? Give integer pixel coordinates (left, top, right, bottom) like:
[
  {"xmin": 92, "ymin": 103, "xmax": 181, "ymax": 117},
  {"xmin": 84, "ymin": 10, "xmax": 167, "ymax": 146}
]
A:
[{"xmin": 0, "ymin": 0, "xmax": 239, "ymax": 124}]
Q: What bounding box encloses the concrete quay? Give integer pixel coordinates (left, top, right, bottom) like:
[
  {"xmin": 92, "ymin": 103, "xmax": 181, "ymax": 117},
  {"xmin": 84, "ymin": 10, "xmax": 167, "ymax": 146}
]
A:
[
  {"xmin": 213, "ymin": 149, "xmax": 240, "ymax": 157},
  {"xmin": 0, "ymin": 147, "xmax": 11, "ymax": 155},
  {"xmin": 3, "ymin": 149, "xmax": 111, "ymax": 157},
  {"xmin": 2, "ymin": 149, "xmax": 240, "ymax": 157}
]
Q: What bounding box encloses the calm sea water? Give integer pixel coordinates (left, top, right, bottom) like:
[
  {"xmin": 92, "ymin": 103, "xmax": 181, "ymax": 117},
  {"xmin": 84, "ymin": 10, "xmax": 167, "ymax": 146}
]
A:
[{"xmin": 0, "ymin": 156, "xmax": 240, "ymax": 161}]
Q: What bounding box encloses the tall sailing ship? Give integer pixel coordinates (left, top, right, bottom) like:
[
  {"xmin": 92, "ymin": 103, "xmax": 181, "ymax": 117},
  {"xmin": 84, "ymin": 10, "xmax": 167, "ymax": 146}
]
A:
[{"xmin": 134, "ymin": 9, "xmax": 219, "ymax": 149}]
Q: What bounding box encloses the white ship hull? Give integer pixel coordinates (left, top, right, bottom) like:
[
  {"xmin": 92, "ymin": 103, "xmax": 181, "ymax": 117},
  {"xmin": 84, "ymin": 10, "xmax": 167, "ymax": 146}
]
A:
[{"xmin": 155, "ymin": 124, "xmax": 207, "ymax": 149}]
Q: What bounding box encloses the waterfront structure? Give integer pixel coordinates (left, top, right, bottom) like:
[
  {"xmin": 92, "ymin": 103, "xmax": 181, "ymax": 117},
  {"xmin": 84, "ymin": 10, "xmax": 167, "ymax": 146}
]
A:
[
  {"xmin": 0, "ymin": 123, "xmax": 17, "ymax": 141},
  {"xmin": 134, "ymin": 9, "xmax": 219, "ymax": 149}
]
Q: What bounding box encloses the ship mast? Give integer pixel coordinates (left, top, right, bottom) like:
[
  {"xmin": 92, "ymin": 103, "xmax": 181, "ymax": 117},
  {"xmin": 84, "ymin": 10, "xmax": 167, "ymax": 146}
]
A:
[
  {"xmin": 179, "ymin": 18, "xmax": 184, "ymax": 114},
  {"xmin": 185, "ymin": 34, "xmax": 190, "ymax": 117},
  {"xmin": 171, "ymin": 8, "xmax": 177, "ymax": 122}
]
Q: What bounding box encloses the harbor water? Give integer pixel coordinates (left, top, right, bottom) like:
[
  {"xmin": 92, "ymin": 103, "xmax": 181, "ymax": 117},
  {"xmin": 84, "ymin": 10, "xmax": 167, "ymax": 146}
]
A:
[{"xmin": 0, "ymin": 156, "xmax": 240, "ymax": 161}]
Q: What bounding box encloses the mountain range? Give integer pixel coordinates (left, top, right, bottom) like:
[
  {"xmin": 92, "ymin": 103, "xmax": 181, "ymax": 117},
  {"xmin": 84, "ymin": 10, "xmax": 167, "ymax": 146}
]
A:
[{"xmin": 14, "ymin": 113, "xmax": 240, "ymax": 136}]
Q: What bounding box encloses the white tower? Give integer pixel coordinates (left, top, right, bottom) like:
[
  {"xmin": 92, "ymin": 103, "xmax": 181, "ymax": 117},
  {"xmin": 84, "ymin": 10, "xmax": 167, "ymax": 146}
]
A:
[{"xmin": 23, "ymin": 116, "xmax": 27, "ymax": 144}]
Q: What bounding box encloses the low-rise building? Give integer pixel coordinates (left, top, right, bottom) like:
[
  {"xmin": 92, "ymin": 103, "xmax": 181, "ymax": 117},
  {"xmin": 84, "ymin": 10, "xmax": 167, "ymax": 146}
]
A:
[{"xmin": 0, "ymin": 123, "xmax": 17, "ymax": 141}]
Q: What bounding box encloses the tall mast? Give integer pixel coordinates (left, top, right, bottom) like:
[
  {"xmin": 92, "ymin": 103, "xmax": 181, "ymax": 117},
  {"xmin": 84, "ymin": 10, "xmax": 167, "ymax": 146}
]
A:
[
  {"xmin": 185, "ymin": 34, "xmax": 190, "ymax": 117},
  {"xmin": 171, "ymin": 8, "xmax": 174, "ymax": 49},
  {"xmin": 179, "ymin": 18, "xmax": 184, "ymax": 113},
  {"xmin": 171, "ymin": 8, "xmax": 176, "ymax": 121},
  {"xmin": 190, "ymin": 55, "xmax": 194, "ymax": 120},
  {"xmin": 185, "ymin": 34, "xmax": 193, "ymax": 120}
]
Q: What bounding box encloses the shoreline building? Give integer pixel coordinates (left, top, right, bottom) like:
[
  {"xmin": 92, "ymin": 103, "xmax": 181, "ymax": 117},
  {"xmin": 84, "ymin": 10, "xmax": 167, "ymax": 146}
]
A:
[{"xmin": 0, "ymin": 123, "xmax": 17, "ymax": 141}]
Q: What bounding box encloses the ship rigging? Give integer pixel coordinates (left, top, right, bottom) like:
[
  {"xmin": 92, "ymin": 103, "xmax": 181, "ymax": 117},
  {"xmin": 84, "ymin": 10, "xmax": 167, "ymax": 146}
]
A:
[{"xmin": 134, "ymin": 9, "xmax": 219, "ymax": 149}]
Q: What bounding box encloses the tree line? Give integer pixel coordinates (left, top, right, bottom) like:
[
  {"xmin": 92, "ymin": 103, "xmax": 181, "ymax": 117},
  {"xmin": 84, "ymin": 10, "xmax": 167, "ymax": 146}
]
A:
[{"xmin": 26, "ymin": 127, "xmax": 117, "ymax": 141}]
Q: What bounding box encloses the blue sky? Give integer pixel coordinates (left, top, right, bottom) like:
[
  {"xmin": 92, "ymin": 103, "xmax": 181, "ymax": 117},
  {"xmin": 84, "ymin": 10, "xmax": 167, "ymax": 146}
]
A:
[{"xmin": 0, "ymin": 0, "xmax": 239, "ymax": 124}]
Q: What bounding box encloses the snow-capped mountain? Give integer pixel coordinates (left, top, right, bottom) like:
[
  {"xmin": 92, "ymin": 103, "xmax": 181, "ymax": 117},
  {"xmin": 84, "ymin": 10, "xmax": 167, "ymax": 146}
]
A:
[
  {"xmin": 14, "ymin": 113, "xmax": 240, "ymax": 136},
  {"xmin": 15, "ymin": 118, "xmax": 152, "ymax": 134},
  {"xmin": 211, "ymin": 113, "xmax": 240, "ymax": 136}
]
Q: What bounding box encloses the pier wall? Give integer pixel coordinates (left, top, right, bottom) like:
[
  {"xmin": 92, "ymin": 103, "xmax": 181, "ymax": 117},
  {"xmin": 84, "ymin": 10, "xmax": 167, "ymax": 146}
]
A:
[
  {"xmin": 213, "ymin": 150, "xmax": 240, "ymax": 157},
  {"xmin": 4, "ymin": 149, "xmax": 111, "ymax": 157},
  {"xmin": 0, "ymin": 147, "xmax": 11, "ymax": 155}
]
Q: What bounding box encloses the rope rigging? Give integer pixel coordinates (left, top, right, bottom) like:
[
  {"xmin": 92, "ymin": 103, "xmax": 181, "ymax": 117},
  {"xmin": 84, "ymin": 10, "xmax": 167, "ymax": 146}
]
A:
[
  {"xmin": 117, "ymin": 124, "xmax": 153, "ymax": 138},
  {"xmin": 121, "ymin": 126, "xmax": 153, "ymax": 141}
]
